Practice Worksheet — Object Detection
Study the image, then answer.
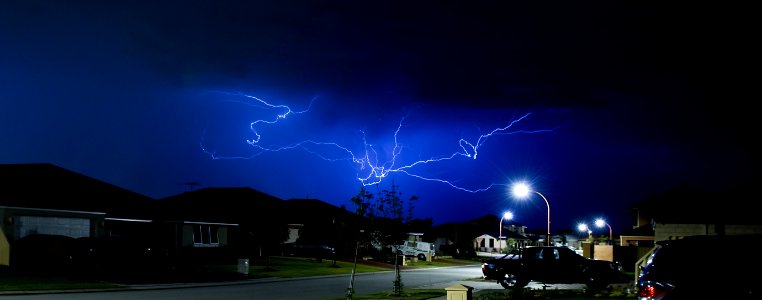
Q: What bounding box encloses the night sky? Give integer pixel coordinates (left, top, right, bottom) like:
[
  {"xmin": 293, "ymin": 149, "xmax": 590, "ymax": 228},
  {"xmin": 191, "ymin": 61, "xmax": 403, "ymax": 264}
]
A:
[{"xmin": 2, "ymin": 1, "xmax": 758, "ymax": 236}]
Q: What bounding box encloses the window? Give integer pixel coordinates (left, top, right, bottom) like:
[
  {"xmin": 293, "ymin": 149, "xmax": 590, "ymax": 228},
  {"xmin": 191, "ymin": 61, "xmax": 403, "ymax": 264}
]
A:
[{"xmin": 193, "ymin": 225, "xmax": 219, "ymax": 247}]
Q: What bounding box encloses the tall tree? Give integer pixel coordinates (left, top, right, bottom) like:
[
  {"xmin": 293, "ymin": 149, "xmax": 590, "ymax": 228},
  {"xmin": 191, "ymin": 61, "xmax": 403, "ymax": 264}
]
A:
[{"xmin": 351, "ymin": 180, "xmax": 419, "ymax": 297}]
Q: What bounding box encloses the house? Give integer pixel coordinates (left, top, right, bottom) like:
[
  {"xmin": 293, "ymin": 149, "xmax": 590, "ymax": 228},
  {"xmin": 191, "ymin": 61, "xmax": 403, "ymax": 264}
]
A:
[
  {"xmin": 0, "ymin": 163, "xmax": 247, "ymax": 270},
  {"xmin": 628, "ymin": 184, "xmax": 762, "ymax": 280},
  {"xmin": 156, "ymin": 191, "xmax": 356, "ymax": 260},
  {"xmin": 2, "ymin": 163, "xmax": 460, "ymax": 269},
  {"xmin": 429, "ymin": 214, "xmax": 535, "ymax": 257},
  {"xmin": 474, "ymin": 233, "xmax": 499, "ymax": 253},
  {"xmin": 156, "ymin": 187, "xmax": 287, "ymax": 262},
  {"xmin": 0, "ymin": 163, "xmax": 155, "ymax": 267},
  {"xmin": 632, "ymin": 185, "xmax": 762, "ymax": 242},
  {"xmin": 280, "ymin": 198, "xmax": 354, "ymax": 257}
]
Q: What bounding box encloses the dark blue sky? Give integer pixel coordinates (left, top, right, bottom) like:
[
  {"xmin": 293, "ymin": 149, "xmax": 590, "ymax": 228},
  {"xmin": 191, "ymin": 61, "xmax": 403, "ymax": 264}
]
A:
[{"xmin": 2, "ymin": 1, "xmax": 758, "ymax": 235}]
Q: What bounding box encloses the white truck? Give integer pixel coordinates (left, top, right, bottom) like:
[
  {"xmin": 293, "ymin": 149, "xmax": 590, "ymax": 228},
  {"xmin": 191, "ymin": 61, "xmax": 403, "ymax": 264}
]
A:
[{"xmin": 392, "ymin": 240, "xmax": 435, "ymax": 261}]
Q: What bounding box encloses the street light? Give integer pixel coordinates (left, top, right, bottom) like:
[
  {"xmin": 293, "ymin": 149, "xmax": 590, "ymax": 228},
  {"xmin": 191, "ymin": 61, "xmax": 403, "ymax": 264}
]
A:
[
  {"xmin": 499, "ymin": 211, "xmax": 514, "ymax": 253},
  {"xmin": 595, "ymin": 218, "xmax": 613, "ymax": 245},
  {"xmin": 578, "ymin": 223, "xmax": 592, "ymax": 242},
  {"xmin": 511, "ymin": 182, "xmax": 551, "ymax": 246}
]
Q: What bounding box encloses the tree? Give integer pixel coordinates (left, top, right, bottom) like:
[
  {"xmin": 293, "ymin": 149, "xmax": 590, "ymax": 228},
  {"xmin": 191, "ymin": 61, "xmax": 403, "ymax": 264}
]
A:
[
  {"xmin": 346, "ymin": 185, "xmax": 373, "ymax": 300},
  {"xmin": 349, "ymin": 179, "xmax": 419, "ymax": 297}
]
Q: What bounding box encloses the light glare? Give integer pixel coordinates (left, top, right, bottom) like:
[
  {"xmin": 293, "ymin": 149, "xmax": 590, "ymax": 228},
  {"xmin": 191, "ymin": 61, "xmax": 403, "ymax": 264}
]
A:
[{"xmin": 511, "ymin": 182, "xmax": 531, "ymax": 198}]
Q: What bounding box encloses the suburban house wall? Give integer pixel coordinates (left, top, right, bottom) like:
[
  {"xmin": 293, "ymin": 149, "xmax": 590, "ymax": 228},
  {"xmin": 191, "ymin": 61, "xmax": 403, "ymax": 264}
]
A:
[
  {"xmin": 474, "ymin": 234, "xmax": 498, "ymax": 253},
  {"xmin": 1, "ymin": 164, "xmax": 258, "ymax": 271},
  {"xmin": 654, "ymin": 223, "xmax": 762, "ymax": 242},
  {"xmin": 0, "ymin": 206, "xmax": 106, "ymax": 267},
  {"xmin": 15, "ymin": 216, "xmax": 90, "ymax": 238},
  {"xmin": 103, "ymin": 217, "xmax": 154, "ymax": 238},
  {"xmin": 169, "ymin": 221, "xmax": 236, "ymax": 248},
  {"xmin": 0, "ymin": 229, "xmax": 8, "ymax": 266},
  {"xmin": 1, "ymin": 206, "xmax": 105, "ymax": 241}
]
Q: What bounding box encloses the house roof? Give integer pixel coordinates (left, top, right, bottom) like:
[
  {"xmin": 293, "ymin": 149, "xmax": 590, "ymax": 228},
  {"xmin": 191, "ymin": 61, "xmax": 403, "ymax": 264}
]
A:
[
  {"xmin": 157, "ymin": 187, "xmax": 285, "ymax": 223},
  {"xmin": 0, "ymin": 163, "xmax": 155, "ymax": 219},
  {"xmin": 0, "ymin": 164, "xmax": 356, "ymax": 228},
  {"xmin": 284, "ymin": 198, "xmax": 353, "ymax": 225}
]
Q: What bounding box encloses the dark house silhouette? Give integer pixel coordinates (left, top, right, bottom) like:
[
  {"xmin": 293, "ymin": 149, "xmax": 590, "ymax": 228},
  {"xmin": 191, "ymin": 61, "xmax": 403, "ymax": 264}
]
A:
[
  {"xmin": 0, "ymin": 163, "xmax": 362, "ymax": 271},
  {"xmin": 0, "ymin": 163, "xmax": 155, "ymax": 268}
]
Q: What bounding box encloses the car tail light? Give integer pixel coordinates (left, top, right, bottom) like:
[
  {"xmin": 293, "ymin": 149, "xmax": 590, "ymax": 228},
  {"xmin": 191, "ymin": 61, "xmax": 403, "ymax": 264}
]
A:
[{"xmin": 636, "ymin": 282, "xmax": 673, "ymax": 300}]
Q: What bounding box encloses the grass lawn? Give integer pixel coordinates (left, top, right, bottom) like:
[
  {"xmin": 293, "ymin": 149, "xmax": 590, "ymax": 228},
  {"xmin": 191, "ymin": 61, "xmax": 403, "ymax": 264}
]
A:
[
  {"xmin": 242, "ymin": 256, "xmax": 481, "ymax": 278},
  {"xmin": 0, "ymin": 274, "xmax": 122, "ymax": 292},
  {"xmin": 327, "ymin": 289, "xmax": 446, "ymax": 300},
  {"xmin": 0, "ymin": 256, "xmax": 461, "ymax": 292}
]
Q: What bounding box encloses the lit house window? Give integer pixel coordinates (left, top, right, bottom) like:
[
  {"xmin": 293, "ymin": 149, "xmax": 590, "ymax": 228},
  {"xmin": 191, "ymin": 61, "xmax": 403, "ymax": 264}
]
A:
[{"xmin": 193, "ymin": 225, "xmax": 219, "ymax": 247}]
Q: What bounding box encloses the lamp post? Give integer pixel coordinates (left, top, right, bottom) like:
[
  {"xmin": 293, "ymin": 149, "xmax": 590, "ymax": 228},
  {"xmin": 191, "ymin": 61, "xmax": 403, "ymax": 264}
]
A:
[
  {"xmin": 578, "ymin": 223, "xmax": 592, "ymax": 242},
  {"xmin": 511, "ymin": 182, "xmax": 551, "ymax": 246},
  {"xmin": 499, "ymin": 211, "xmax": 513, "ymax": 253},
  {"xmin": 595, "ymin": 218, "xmax": 613, "ymax": 245}
]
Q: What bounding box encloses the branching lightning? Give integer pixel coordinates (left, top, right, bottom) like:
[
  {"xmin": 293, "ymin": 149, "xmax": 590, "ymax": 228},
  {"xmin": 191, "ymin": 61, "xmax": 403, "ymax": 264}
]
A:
[{"xmin": 201, "ymin": 93, "xmax": 556, "ymax": 193}]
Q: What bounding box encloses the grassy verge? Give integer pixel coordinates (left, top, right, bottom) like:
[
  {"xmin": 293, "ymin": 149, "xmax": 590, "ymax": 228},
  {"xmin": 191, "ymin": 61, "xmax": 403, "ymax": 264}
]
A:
[
  {"xmin": 206, "ymin": 256, "xmax": 480, "ymax": 279},
  {"xmin": 0, "ymin": 256, "xmax": 445, "ymax": 291},
  {"xmin": 327, "ymin": 289, "xmax": 446, "ymax": 300},
  {"xmin": 0, "ymin": 274, "xmax": 122, "ymax": 291}
]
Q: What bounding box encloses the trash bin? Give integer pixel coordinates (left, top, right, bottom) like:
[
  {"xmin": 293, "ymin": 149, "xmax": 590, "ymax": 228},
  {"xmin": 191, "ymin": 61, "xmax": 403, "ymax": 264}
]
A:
[{"xmin": 237, "ymin": 258, "xmax": 249, "ymax": 275}]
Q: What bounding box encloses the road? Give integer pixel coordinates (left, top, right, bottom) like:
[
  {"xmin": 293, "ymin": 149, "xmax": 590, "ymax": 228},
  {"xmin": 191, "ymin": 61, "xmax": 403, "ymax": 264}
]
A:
[{"xmin": 0, "ymin": 265, "xmax": 494, "ymax": 300}]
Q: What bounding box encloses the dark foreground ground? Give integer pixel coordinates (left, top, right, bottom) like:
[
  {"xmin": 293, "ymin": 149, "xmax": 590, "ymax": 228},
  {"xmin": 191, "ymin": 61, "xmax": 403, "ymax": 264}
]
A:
[{"xmin": 0, "ymin": 256, "xmax": 637, "ymax": 299}]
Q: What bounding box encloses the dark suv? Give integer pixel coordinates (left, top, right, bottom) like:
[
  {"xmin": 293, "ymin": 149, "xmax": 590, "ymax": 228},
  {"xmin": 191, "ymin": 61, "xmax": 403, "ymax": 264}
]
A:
[
  {"xmin": 482, "ymin": 246, "xmax": 625, "ymax": 290},
  {"xmin": 636, "ymin": 234, "xmax": 762, "ymax": 300}
]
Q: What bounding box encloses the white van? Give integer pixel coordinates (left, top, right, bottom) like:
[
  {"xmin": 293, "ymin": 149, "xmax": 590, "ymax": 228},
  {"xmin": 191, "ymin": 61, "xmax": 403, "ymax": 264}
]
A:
[{"xmin": 392, "ymin": 240, "xmax": 435, "ymax": 261}]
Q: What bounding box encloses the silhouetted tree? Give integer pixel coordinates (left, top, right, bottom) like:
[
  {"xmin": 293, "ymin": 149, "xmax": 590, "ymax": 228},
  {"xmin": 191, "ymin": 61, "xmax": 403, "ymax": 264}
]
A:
[{"xmin": 350, "ymin": 180, "xmax": 419, "ymax": 297}]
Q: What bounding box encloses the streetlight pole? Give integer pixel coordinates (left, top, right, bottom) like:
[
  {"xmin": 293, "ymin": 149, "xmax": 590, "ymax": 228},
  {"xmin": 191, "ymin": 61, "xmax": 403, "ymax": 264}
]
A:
[
  {"xmin": 499, "ymin": 211, "xmax": 513, "ymax": 253},
  {"xmin": 535, "ymin": 191, "xmax": 551, "ymax": 246},
  {"xmin": 511, "ymin": 182, "xmax": 551, "ymax": 246}
]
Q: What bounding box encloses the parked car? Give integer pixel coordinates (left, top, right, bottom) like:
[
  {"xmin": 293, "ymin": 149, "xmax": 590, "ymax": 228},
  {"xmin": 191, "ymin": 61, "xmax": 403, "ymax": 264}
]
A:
[
  {"xmin": 482, "ymin": 246, "xmax": 625, "ymax": 290},
  {"xmin": 636, "ymin": 234, "xmax": 762, "ymax": 300}
]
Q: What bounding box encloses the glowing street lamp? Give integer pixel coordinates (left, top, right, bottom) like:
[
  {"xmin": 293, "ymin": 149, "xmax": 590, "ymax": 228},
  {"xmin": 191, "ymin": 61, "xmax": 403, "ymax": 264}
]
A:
[
  {"xmin": 578, "ymin": 223, "xmax": 592, "ymax": 241},
  {"xmin": 511, "ymin": 182, "xmax": 551, "ymax": 246},
  {"xmin": 499, "ymin": 211, "xmax": 514, "ymax": 252},
  {"xmin": 595, "ymin": 218, "xmax": 613, "ymax": 244}
]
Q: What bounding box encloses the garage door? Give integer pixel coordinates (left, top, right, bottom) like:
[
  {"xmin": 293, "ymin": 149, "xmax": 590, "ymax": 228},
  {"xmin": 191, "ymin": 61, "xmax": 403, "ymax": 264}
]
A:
[{"xmin": 14, "ymin": 216, "xmax": 90, "ymax": 239}]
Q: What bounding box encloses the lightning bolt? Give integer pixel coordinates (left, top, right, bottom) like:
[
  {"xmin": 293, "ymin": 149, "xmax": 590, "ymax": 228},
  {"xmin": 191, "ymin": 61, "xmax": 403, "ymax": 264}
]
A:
[{"xmin": 201, "ymin": 93, "xmax": 556, "ymax": 193}]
